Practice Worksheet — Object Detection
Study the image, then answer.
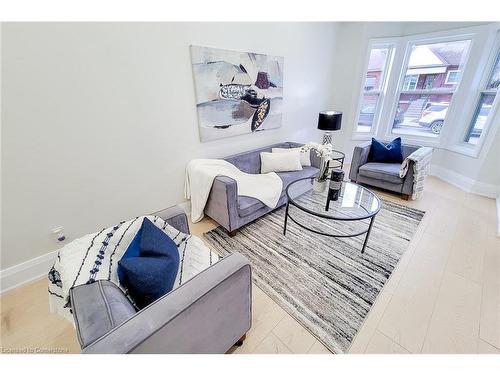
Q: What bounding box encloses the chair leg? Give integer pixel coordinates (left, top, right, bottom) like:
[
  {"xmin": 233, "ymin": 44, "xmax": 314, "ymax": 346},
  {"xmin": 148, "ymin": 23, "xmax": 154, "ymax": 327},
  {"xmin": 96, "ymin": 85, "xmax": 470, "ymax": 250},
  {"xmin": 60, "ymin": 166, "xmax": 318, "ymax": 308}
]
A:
[
  {"xmin": 235, "ymin": 334, "xmax": 246, "ymax": 347},
  {"xmin": 229, "ymin": 230, "xmax": 237, "ymax": 237},
  {"xmin": 401, "ymin": 194, "xmax": 410, "ymax": 201}
]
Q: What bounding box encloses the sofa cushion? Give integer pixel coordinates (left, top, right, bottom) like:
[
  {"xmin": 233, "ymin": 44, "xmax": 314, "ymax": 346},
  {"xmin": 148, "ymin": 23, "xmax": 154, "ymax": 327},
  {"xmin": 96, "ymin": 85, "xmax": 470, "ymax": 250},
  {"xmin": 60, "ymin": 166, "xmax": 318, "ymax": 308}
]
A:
[
  {"xmin": 70, "ymin": 280, "xmax": 136, "ymax": 349},
  {"xmin": 118, "ymin": 218, "xmax": 180, "ymax": 308},
  {"xmin": 272, "ymin": 147, "xmax": 311, "ymax": 167},
  {"xmin": 237, "ymin": 166, "xmax": 319, "ymax": 217},
  {"xmin": 118, "ymin": 218, "xmax": 180, "ymax": 290},
  {"xmin": 139, "ymin": 218, "xmax": 179, "ymax": 259},
  {"xmin": 119, "ymin": 256, "xmax": 178, "ymax": 309},
  {"xmin": 117, "ymin": 224, "xmax": 142, "ymax": 283},
  {"xmin": 368, "ymin": 137, "xmax": 403, "ymax": 163},
  {"xmin": 359, "ymin": 162, "xmax": 403, "ymax": 184},
  {"xmin": 260, "ymin": 151, "xmax": 302, "ymax": 173},
  {"xmin": 224, "ymin": 142, "xmax": 298, "ymax": 174},
  {"xmin": 277, "ymin": 166, "xmax": 319, "ymax": 189}
]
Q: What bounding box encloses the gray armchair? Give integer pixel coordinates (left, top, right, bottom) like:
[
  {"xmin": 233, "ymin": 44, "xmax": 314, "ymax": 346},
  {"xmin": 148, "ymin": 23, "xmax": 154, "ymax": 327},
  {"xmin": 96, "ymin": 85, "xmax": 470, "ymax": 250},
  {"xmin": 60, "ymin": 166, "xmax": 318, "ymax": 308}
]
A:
[
  {"xmin": 69, "ymin": 205, "xmax": 252, "ymax": 353},
  {"xmin": 349, "ymin": 141, "xmax": 422, "ymax": 200}
]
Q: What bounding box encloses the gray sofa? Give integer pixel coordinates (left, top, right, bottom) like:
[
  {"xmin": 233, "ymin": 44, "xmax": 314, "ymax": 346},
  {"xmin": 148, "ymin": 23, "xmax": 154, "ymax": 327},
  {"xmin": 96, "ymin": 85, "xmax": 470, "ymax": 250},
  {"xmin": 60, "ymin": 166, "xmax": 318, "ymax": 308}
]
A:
[
  {"xmin": 349, "ymin": 141, "xmax": 422, "ymax": 199},
  {"xmin": 69, "ymin": 205, "xmax": 252, "ymax": 354},
  {"xmin": 205, "ymin": 142, "xmax": 320, "ymax": 234}
]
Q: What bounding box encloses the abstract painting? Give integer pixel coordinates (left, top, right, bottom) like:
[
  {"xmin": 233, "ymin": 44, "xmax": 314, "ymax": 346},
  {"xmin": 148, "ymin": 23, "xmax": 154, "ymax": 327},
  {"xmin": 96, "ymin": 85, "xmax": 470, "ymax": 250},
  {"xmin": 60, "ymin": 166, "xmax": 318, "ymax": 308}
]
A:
[{"xmin": 190, "ymin": 45, "xmax": 283, "ymax": 142}]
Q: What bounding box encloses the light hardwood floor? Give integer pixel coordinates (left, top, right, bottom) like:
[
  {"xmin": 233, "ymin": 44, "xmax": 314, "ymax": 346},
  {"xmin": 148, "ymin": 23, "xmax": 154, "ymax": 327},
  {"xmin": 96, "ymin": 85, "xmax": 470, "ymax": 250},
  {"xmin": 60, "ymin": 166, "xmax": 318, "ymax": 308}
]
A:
[{"xmin": 1, "ymin": 176, "xmax": 499, "ymax": 354}]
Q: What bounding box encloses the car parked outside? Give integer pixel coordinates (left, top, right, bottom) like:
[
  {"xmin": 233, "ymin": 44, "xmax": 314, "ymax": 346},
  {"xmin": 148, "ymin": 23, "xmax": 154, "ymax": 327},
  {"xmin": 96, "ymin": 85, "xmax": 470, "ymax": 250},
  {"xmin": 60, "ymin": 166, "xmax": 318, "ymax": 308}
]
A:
[
  {"xmin": 418, "ymin": 103, "xmax": 449, "ymax": 134},
  {"xmin": 359, "ymin": 105, "xmax": 404, "ymax": 126},
  {"xmin": 358, "ymin": 104, "xmax": 376, "ymax": 125}
]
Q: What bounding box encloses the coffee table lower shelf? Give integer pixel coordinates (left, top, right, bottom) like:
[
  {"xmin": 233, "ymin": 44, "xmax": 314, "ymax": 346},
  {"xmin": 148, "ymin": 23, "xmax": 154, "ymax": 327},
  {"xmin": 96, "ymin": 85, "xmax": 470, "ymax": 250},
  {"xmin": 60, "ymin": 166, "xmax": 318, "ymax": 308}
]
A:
[{"xmin": 283, "ymin": 202, "xmax": 377, "ymax": 254}]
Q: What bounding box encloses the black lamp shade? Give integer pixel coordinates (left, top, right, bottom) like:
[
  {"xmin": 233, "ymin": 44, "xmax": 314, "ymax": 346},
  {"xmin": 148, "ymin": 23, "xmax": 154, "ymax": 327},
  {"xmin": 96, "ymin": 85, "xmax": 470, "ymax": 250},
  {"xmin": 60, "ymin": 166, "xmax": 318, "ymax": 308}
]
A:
[{"xmin": 317, "ymin": 111, "xmax": 342, "ymax": 131}]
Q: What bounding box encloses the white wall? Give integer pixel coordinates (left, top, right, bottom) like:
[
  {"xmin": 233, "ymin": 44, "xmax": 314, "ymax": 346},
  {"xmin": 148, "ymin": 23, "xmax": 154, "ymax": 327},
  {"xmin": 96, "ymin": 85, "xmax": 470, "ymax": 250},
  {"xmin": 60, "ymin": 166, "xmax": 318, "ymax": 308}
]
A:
[
  {"xmin": 329, "ymin": 22, "xmax": 500, "ymax": 196},
  {"xmin": 1, "ymin": 22, "xmax": 338, "ymax": 270},
  {"xmin": 478, "ymin": 128, "xmax": 500, "ymax": 185},
  {"xmin": 2, "ymin": 21, "xmax": 497, "ymax": 285}
]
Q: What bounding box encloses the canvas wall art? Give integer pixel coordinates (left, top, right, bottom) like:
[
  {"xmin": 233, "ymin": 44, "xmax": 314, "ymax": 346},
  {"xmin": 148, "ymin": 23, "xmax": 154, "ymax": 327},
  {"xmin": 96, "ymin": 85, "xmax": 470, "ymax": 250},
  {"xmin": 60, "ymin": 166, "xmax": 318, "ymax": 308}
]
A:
[{"xmin": 190, "ymin": 45, "xmax": 284, "ymax": 142}]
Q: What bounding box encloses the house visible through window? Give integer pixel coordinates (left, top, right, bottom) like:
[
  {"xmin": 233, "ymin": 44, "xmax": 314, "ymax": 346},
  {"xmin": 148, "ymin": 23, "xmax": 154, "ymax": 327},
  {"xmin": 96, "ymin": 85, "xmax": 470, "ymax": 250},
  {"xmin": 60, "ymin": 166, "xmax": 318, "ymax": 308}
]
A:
[
  {"xmin": 353, "ymin": 28, "xmax": 499, "ymax": 156},
  {"xmin": 424, "ymin": 74, "xmax": 436, "ymax": 89},
  {"xmin": 445, "ymin": 70, "xmax": 461, "ymax": 84},
  {"xmin": 403, "ymin": 75, "xmax": 418, "ymax": 90},
  {"xmin": 464, "ymin": 49, "xmax": 500, "ymax": 145},
  {"xmin": 355, "ymin": 46, "xmax": 393, "ymax": 133},
  {"xmin": 391, "ymin": 40, "xmax": 471, "ymax": 138},
  {"xmin": 364, "ymin": 76, "xmax": 376, "ymax": 91}
]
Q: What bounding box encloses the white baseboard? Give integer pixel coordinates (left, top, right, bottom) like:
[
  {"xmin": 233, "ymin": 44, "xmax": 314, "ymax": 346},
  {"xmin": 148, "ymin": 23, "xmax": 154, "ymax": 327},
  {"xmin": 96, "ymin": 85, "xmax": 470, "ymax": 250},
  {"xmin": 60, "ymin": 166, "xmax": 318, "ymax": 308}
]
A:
[
  {"xmin": 0, "ymin": 250, "xmax": 58, "ymax": 294},
  {"xmin": 430, "ymin": 165, "xmax": 500, "ymax": 198},
  {"xmin": 496, "ymin": 195, "xmax": 500, "ymax": 237},
  {"xmin": 0, "ymin": 201, "xmax": 195, "ymax": 295},
  {"xmin": 177, "ymin": 200, "xmax": 191, "ymax": 216},
  {"xmin": 471, "ymin": 180, "xmax": 500, "ymax": 198}
]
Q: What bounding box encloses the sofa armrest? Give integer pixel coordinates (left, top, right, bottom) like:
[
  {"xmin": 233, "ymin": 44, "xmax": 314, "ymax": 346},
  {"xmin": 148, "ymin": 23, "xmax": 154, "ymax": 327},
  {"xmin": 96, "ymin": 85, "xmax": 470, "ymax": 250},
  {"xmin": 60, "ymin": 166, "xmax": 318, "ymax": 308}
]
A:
[
  {"xmin": 204, "ymin": 176, "xmax": 238, "ymax": 232},
  {"xmin": 402, "ymin": 144, "xmax": 421, "ymax": 159},
  {"xmin": 153, "ymin": 205, "xmax": 190, "ymax": 234},
  {"xmin": 82, "ymin": 252, "xmax": 252, "ymax": 354},
  {"xmin": 349, "ymin": 142, "xmax": 371, "ymax": 181},
  {"xmin": 401, "ymin": 159, "xmax": 416, "ymax": 195}
]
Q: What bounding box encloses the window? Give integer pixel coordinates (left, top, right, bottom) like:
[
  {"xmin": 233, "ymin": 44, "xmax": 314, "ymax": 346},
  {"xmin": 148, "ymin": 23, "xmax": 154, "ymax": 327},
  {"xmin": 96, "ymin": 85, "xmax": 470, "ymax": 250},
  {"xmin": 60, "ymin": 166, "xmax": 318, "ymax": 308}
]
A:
[
  {"xmin": 355, "ymin": 46, "xmax": 393, "ymax": 133},
  {"xmin": 464, "ymin": 49, "xmax": 500, "ymax": 145},
  {"xmin": 424, "ymin": 74, "xmax": 437, "ymax": 89},
  {"xmin": 390, "ymin": 39, "xmax": 471, "ymax": 138},
  {"xmin": 353, "ymin": 27, "xmax": 499, "ymax": 156},
  {"xmin": 445, "ymin": 70, "xmax": 461, "ymax": 84},
  {"xmin": 364, "ymin": 76, "xmax": 376, "ymax": 91},
  {"xmin": 403, "ymin": 75, "xmax": 418, "ymax": 90}
]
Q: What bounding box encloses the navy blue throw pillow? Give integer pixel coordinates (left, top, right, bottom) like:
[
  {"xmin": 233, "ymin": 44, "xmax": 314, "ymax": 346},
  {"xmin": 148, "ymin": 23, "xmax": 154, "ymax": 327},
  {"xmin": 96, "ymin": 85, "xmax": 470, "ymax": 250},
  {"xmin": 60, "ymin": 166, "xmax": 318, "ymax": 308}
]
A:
[
  {"xmin": 117, "ymin": 226, "xmax": 142, "ymax": 282},
  {"xmin": 139, "ymin": 218, "xmax": 179, "ymax": 259},
  {"xmin": 118, "ymin": 218, "xmax": 180, "ymax": 308},
  {"xmin": 118, "ymin": 257, "xmax": 177, "ymax": 308},
  {"xmin": 368, "ymin": 137, "xmax": 403, "ymax": 163}
]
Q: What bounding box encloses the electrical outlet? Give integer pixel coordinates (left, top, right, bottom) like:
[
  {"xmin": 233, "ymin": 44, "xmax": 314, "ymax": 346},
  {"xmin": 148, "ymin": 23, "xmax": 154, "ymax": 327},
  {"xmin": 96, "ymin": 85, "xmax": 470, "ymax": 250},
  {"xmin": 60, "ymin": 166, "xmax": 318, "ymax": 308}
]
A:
[{"xmin": 51, "ymin": 226, "xmax": 66, "ymax": 242}]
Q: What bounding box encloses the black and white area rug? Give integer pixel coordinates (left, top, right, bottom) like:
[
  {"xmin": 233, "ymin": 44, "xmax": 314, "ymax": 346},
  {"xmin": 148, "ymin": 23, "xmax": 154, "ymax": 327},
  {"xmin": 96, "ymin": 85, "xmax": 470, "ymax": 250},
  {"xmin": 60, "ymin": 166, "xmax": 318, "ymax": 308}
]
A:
[{"xmin": 204, "ymin": 199, "xmax": 425, "ymax": 353}]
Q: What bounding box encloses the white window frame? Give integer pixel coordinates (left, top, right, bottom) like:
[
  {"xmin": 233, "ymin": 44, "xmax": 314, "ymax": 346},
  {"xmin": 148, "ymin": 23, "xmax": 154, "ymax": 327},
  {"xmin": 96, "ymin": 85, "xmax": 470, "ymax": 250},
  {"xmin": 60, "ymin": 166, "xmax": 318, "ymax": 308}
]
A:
[
  {"xmin": 402, "ymin": 74, "xmax": 419, "ymax": 90},
  {"xmin": 448, "ymin": 30, "xmax": 500, "ymax": 157},
  {"xmin": 382, "ymin": 31, "xmax": 475, "ymax": 147},
  {"xmin": 351, "ymin": 39, "xmax": 396, "ymax": 140},
  {"xmin": 351, "ymin": 25, "xmax": 500, "ymax": 157},
  {"xmin": 445, "ymin": 70, "xmax": 461, "ymax": 84},
  {"xmin": 364, "ymin": 76, "xmax": 376, "ymax": 91}
]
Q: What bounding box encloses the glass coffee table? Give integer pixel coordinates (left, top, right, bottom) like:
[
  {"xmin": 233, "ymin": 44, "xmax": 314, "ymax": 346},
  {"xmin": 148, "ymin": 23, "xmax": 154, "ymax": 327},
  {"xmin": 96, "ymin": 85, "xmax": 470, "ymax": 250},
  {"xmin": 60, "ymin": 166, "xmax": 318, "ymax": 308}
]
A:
[{"xmin": 283, "ymin": 177, "xmax": 382, "ymax": 253}]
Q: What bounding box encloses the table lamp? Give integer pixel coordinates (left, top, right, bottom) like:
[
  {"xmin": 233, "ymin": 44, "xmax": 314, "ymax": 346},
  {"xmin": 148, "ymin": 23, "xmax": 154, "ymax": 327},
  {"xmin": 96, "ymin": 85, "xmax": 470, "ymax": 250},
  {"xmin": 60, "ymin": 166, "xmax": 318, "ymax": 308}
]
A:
[{"xmin": 318, "ymin": 111, "xmax": 342, "ymax": 145}]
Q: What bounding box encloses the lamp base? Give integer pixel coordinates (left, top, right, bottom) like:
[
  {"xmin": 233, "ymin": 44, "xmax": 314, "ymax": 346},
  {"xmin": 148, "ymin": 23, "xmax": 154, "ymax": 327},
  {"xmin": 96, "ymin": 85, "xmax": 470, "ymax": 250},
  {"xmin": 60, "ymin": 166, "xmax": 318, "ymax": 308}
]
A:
[{"xmin": 322, "ymin": 131, "xmax": 333, "ymax": 145}]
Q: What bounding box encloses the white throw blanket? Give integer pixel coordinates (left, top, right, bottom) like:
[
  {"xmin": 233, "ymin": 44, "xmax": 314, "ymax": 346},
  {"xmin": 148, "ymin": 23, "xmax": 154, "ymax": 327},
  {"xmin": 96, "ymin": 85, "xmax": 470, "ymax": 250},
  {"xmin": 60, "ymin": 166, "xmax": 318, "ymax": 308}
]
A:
[
  {"xmin": 399, "ymin": 147, "xmax": 433, "ymax": 200},
  {"xmin": 48, "ymin": 215, "xmax": 221, "ymax": 322},
  {"xmin": 185, "ymin": 159, "xmax": 283, "ymax": 223}
]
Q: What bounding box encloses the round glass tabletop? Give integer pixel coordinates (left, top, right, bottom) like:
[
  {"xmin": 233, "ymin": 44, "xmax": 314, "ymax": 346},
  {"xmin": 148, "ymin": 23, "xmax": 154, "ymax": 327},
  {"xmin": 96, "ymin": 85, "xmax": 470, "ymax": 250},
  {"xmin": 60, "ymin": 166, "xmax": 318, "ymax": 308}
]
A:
[
  {"xmin": 330, "ymin": 150, "xmax": 345, "ymax": 160},
  {"xmin": 286, "ymin": 177, "xmax": 381, "ymax": 221}
]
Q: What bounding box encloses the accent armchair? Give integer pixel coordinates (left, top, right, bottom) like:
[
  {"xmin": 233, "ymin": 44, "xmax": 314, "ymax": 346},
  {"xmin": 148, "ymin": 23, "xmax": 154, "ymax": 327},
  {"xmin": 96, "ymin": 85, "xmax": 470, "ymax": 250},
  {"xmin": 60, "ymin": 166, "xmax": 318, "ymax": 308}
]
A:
[
  {"xmin": 69, "ymin": 205, "xmax": 252, "ymax": 353},
  {"xmin": 349, "ymin": 141, "xmax": 424, "ymax": 200}
]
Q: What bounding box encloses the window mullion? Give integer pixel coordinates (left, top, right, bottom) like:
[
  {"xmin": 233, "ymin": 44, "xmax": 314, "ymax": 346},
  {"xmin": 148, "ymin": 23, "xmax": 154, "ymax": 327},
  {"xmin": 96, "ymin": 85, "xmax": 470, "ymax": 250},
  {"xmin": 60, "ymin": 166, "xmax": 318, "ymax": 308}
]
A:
[
  {"xmin": 463, "ymin": 38, "xmax": 500, "ymax": 147},
  {"xmin": 353, "ymin": 42, "xmax": 395, "ymax": 136}
]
